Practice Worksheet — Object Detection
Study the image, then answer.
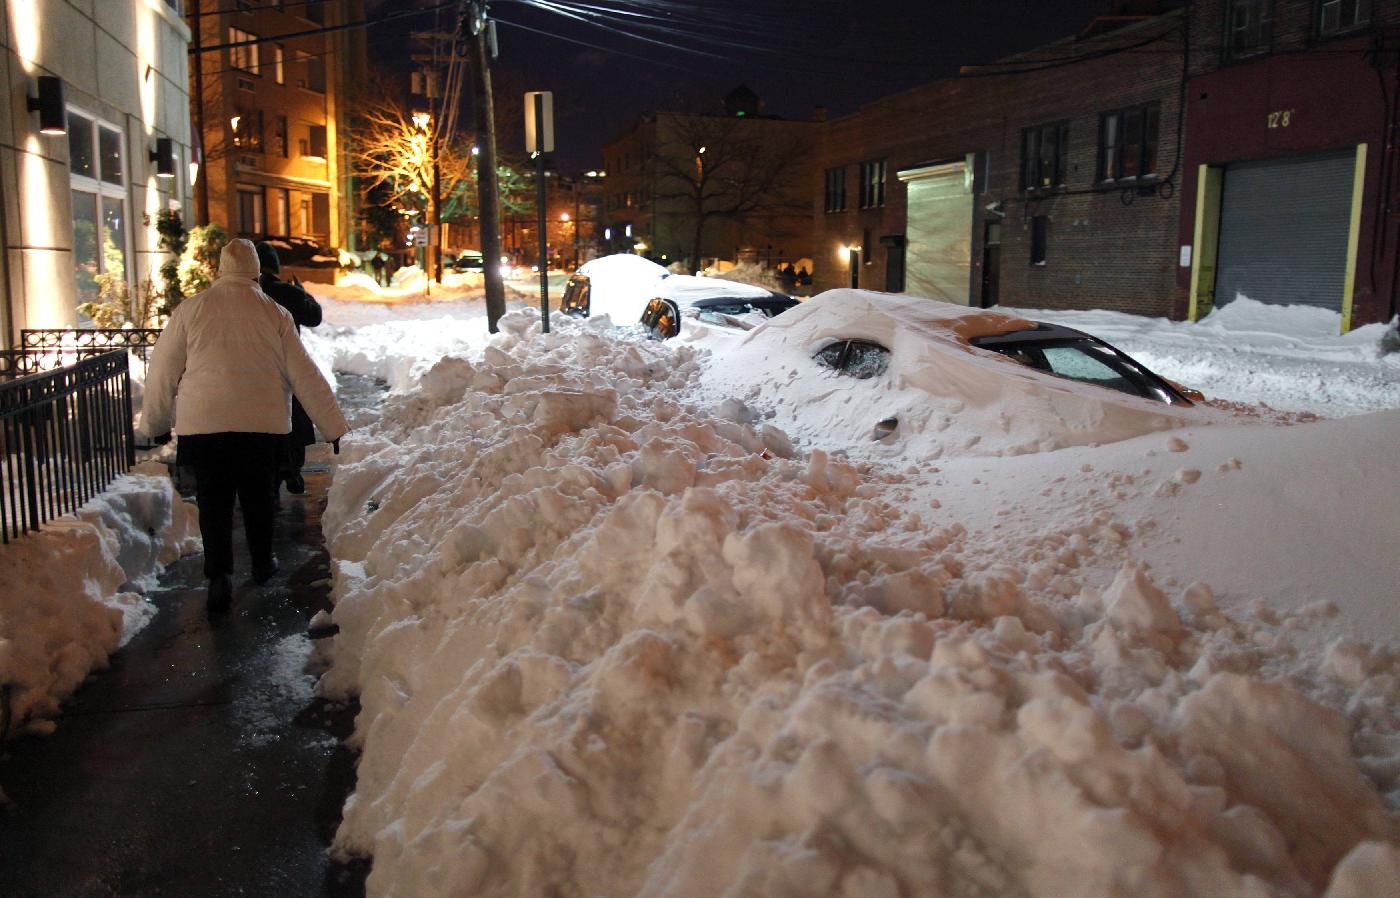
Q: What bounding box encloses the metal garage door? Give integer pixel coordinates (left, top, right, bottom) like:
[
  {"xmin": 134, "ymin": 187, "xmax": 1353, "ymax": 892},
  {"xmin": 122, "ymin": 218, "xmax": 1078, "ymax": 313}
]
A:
[
  {"xmin": 899, "ymin": 161, "xmax": 974, "ymax": 305},
  {"xmin": 1215, "ymin": 149, "xmax": 1355, "ymax": 309}
]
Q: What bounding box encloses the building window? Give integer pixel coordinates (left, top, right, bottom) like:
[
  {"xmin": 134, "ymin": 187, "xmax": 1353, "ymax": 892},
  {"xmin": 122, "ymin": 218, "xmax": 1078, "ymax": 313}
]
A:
[
  {"xmin": 305, "ymin": 125, "xmax": 327, "ymax": 160},
  {"xmin": 270, "ymin": 188, "xmax": 290, "ymax": 237},
  {"xmin": 1020, "ymin": 121, "xmax": 1070, "ymax": 191},
  {"xmin": 1225, "ymin": 0, "xmax": 1273, "ymax": 59},
  {"xmin": 1031, "ymin": 216, "xmax": 1049, "ymax": 266},
  {"xmin": 859, "ymin": 160, "xmax": 887, "ymax": 209},
  {"xmin": 228, "ymin": 27, "xmax": 259, "ymax": 74},
  {"xmin": 274, "ymin": 45, "xmax": 285, "ymax": 84},
  {"xmin": 67, "ymin": 109, "xmax": 129, "ymax": 311},
  {"xmin": 236, "ymin": 186, "xmax": 265, "ymax": 236},
  {"xmin": 1319, "ymin": 0, "xmax": 1369, "ymax": 35},
  {"xmin": 232, "ymin": 109, "xmax": 263, "ymax": 152},
  {"xmin": 273, "ymin": 115, "xmax": 288, "ymax": 157},
  {"xmin": 312, "ymin": 193, "xmax": 330, "ymax": 236},
  {"xmin": 298, "ymin": 198, "xmax": 312, "ymax": 236},
  {"xmin": 1098, "ymin": 103, "xmax": 1160, "ymax": 182},
  {"xmin": 824, "ymin": 167, "xmax": 847, "ymax": 213},
  {"xmin": 304, "ymin": 52, "xmax": 326, "ymax": 93}
]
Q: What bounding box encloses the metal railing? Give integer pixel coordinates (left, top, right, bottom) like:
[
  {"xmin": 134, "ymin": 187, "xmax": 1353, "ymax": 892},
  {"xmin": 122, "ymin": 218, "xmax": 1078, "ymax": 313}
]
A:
[
  {"xmin": 19, "ymin": 328, "xmax": 163, "ymax": 371},
  {"xmin": 0, "ymin": 351, "xmax": 136, "ymax": 544}
]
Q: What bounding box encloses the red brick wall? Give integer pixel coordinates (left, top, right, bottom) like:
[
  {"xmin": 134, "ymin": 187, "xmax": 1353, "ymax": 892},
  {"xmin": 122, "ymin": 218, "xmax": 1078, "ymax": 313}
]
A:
[{"xmin": 814, "ymin": 13, "xmax": 1188, "ymax": 317}]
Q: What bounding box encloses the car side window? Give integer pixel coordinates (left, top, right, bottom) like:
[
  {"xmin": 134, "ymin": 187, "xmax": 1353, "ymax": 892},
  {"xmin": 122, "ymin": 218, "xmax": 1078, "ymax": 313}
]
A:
[
  {"xmin": 1041, "ymin": 345, "xmax": 1142, "ymax": 396},
  {"xmin": 814, "ymin": 342, "xmax": 848, "ymax": 371},
  {"xmin": 844, "ymin": 341, "xmax": 890, "ymax": 379}
]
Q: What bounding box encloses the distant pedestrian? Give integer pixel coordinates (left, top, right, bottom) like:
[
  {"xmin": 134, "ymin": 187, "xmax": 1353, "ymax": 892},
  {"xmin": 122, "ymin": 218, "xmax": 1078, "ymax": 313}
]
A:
[
  {"xmin": 797, "ymin": 265, "xmax": 812, "ymax": 287},
  {"xmin": 140, "ymin": 239, "xmax": 349, "ymax": 614},
  {"xmin": 370, "ymin": 252, "xmax": 386, "ymax": 287},
  {"xmin": 256, "ymin": 241, "xmax": 323, "ymax": 496},
  {"xmin": 779, "ymin": 262, "xmax": 798, "ymax": 292}
]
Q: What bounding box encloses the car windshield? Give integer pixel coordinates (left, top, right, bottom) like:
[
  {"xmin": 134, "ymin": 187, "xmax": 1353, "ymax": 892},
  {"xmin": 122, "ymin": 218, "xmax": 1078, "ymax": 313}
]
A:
[{"xmin": 979, "ymin": 337, "xmax": 1175, "ymax": 402}]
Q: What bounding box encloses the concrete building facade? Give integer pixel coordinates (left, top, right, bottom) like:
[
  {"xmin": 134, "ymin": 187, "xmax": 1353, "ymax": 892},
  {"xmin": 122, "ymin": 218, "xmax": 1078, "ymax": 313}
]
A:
[
  {"xmin": 813, "ymin": 9, "xmax": 1186, "ymax": 317},
  {"xmin": 187, "ymin": 0, "xmax": 364, "ymax": 255},
  {"xmin": 1, "ymin": 0, "xmax": 194, "ymax": 344}
]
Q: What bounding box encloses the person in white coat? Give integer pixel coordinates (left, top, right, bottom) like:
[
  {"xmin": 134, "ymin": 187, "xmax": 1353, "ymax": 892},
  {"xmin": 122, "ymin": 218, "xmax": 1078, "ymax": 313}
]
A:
[{"xmin": 139, "ymin": 238, "xmax": 349, "ymax": 613}]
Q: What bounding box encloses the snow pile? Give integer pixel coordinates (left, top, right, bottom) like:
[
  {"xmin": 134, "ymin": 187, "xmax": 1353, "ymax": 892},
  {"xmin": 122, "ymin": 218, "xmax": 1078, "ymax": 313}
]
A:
[
  {"xmin": 0, "ymin": 470, "xmax": 200, "ymax": 737},
  {"xmin": 318, "ymin": 312, "xmax": 1399, "ymax": 897},
  {"xmin": 302, "ymin": 265, "xmax": 485, "ymax": 306},
  {"xmin": 703, "ymin": 290, "xmax": 1214, "ymax": 460},
  {"xmin": 1006, "ymin": 296, "xmax": 1400, "ymax": 417}
]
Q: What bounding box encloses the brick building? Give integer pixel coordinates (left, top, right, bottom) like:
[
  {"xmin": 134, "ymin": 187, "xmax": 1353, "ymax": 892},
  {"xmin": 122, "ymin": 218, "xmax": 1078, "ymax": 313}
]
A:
[
  {"xmin": 1176, "ymin": 0, "xmax": 1400, "ymax": 332},
  {"xmin": 187, "ymin": 0, "xmax": 365, "ymax": 253},
  {"xmin": 814, "ymin": 8, "xmax": 1187, "ymax": 317},
  {"xmin": 602, "ymin": 87, "xmax": 817, "ymax": 271}
]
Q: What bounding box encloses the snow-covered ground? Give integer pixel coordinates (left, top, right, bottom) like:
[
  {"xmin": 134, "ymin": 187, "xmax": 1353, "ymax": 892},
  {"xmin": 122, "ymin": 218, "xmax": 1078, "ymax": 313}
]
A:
[
  {"xmin": 310, "ymin": 293, "xmax": 1400, "ymax": 897},
  {"xmin": 0, "ymin": 469, "xmax": 200, "ymax": 739}
]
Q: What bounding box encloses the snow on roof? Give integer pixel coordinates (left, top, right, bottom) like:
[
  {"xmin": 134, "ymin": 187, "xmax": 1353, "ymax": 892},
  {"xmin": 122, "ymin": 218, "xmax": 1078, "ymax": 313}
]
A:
[{"xmin": 705, "ymin": 289, "xmax": 1211, "ymax": 458}]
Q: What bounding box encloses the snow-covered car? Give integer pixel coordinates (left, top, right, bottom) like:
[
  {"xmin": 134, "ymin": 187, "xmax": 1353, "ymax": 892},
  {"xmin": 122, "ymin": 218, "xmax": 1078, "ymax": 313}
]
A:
[
  {"xmin": 451, "ymin": 250, "xmax": 485, "ymax": 272},
  {"xmin": 560, "ymin": 254, "xmax": 795, "ymax": 331},
  {"xmin": 702, "ymin": 289, "xmax": 1210, "ymax": 457}
]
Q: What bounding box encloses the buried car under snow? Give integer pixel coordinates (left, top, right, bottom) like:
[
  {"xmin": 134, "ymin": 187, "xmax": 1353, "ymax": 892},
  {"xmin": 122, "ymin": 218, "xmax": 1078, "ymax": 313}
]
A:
[
  {"xmin": 701, "ymin": 289, "xmax": 1214, "ymax": 458},
  {"xmin": 560, "ymin": 253, "xmax": 796, "ymax": 330}
]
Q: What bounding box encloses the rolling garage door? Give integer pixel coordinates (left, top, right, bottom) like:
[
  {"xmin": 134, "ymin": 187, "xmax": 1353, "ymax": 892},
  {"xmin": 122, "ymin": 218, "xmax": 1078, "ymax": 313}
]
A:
[
  {"xmin": 1215, "ymin": 150, "xmax": 1355, "ymax": 310},
  {"xmin": 899, "ymin": 161, "xmax": 974, "ymax": 304}
]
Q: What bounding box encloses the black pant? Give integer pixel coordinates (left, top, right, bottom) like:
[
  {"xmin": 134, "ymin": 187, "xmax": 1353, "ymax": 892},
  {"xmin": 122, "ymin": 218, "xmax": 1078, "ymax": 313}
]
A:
[{"xmin": 180, "ymin": 433, "xmax": 281, "ymax": 580}]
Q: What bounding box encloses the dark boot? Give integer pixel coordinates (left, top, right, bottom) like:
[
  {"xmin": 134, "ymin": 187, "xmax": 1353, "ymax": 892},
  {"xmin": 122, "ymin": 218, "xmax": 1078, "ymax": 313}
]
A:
[
  {"xmin": 207, "ymin": 575, "xmax": 233, "ymax": 614},
  {"xmin": 252, "ymin": 555, "xmax": 280, "ymax": 584},
  {"xmin": 285, "ymin": 473, "xmax": 305, "ymax": 495}
]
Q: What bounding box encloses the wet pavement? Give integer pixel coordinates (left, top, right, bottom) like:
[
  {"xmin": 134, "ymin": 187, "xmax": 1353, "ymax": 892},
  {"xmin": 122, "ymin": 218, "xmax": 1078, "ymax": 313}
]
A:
[{"xmin": 0, "ymin": 375, "xmax": 386, "ymax": 898}]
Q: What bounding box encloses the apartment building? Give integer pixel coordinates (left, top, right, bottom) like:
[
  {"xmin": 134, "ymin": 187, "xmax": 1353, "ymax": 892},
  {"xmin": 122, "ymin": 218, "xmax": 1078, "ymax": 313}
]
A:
[{"xmin": 187, "ymin": 0, "xmax": 364, "ymax": 254}]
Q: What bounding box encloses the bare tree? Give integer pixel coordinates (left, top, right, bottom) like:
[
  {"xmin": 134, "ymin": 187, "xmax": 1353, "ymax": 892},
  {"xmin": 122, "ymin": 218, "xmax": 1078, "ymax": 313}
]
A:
[{"xmin": 650, "ymin": 113, "xmax": 813, "ymax": 270}]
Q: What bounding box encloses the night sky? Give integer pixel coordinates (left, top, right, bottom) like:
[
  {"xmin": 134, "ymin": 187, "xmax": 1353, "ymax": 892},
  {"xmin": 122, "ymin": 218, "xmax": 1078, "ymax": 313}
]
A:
[{"xmin": 361, "ymin": 0, "xmax": 1129, "ymax": 170}]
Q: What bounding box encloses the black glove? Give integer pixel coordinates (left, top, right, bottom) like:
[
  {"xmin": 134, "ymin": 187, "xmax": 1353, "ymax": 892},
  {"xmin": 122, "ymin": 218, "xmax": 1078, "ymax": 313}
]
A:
[{"xmin": 332, "ymin": 438, "xmax": 341, "ymax": 455}]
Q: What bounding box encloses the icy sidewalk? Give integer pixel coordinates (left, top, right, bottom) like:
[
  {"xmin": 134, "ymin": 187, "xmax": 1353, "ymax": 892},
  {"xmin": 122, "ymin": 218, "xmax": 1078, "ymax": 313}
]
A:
[{"xmin": 0, "ymin": 457, "xmax": 368, "ymax": 898}]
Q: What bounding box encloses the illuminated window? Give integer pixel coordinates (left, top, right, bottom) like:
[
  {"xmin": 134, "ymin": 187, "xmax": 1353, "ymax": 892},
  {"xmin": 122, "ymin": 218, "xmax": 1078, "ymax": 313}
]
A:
[
  {"xmin": 859, "ymin": 160, "xmax": 886, "ymax": 209},
  {"xmin": 824, "ymin": 167, "xmax": 847, "ymax": 213},
  {"xmin": 274, "ymin": 45, "xmax": 285, "ymax": 84},
  {"xmin": 229, "ymin": 27, "xmax": 259, "ymax": 74},
  {"xmin": 1097, "ymin": 103, "xmax": 1159, "ymax": 182},
  {"xmin": 67, "ymin": 109, "xmax": 129, "ymax": 311},
  {"xmin": 232, "ymin": 109, "xmax": 263, "ymax": 152},
  {"xmin": 1224, "ymin": 0, "xmax": 1273, "ymax": 59},
  {"xmin": 1318, "ymin": 0, "xmax": 1369, "ymax": 35},
  {"xmin": 1019, "ymin": 121, "xmax": 1069, "ymax": 191}
]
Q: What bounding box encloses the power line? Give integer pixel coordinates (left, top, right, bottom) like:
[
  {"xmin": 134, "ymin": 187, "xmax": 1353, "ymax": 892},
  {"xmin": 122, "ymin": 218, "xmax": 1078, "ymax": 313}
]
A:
[{"xmin": 190, "ymin": 2, "xmax": 457, "ymax": 55}]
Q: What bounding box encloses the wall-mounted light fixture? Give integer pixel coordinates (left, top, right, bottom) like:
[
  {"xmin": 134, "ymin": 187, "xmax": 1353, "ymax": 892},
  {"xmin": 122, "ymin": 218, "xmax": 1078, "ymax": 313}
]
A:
[
  {"xmin": 27, "ymin": 75, "xmax": 66, "ymax": 135},
  {"xmin": 150, "ymin": 137, "xmax": 176, "ymax": 179}
]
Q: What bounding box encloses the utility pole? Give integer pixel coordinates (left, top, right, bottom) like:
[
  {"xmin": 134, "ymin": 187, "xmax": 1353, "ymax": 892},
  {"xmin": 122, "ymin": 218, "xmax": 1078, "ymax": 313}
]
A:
[
  {"xmin": 190, "ymin": 0, "xmax": 210, "ymax": 225},
  {"xmin": 463, "ymin": 1, "xmax": 506, "ymax": 331}
]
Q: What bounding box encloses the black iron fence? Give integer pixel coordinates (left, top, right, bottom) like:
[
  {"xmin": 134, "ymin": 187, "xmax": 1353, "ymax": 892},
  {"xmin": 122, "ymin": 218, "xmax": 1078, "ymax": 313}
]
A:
[
  {"xmin": 0, "ymin": 351, "xmax": 136, "ymax": 544},
  {"xmin": 19, "ymin": 328, "xmax": 163, "ymax": 371}
]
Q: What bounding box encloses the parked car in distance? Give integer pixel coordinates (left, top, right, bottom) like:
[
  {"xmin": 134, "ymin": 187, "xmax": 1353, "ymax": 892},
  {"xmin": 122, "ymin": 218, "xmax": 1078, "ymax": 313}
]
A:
[{"xmin": 452, "ymin": 250, "xmax": 485, "ymax": 272}]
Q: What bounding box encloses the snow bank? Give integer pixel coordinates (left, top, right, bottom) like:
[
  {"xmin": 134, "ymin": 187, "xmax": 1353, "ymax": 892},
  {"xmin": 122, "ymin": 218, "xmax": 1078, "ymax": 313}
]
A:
[
  {"xmin": 703, "ymin": 289, "xmax": 1214, "ymax": 460},
  {"xmin": 1005, "ymin": 297, "xmax": 1400, "ymax": 417},
  {"xmin": 0, "ymin": 470, "xmax": 200, "ymax": 737},
  {"xmin": 318, "ymin": 312, "xmax": 1399, "ymax": 897}
]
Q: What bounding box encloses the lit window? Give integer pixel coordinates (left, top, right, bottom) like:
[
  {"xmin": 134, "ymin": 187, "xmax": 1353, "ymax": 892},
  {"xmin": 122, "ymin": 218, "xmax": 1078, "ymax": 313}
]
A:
[
  {"xmin": 229, "ymin": 27, "xmax": 259, "ymax": 74},
  {"xmin": 1097, "ymin": 103, "xmax": 1160, "ymax": 182},
  {"xmin": 67, "ymin": 109, "xmax": 129, "ymax": 312},
  {"xmin": 274, "ymin": 45, "xmax": 285, "ymax": 84}
]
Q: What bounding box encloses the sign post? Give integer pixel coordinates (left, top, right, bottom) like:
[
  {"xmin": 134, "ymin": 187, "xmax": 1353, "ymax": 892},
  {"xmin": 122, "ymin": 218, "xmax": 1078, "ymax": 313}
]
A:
[{"xmin": 525, "ymin": 91, "xmax": 554, "ymax": 332}]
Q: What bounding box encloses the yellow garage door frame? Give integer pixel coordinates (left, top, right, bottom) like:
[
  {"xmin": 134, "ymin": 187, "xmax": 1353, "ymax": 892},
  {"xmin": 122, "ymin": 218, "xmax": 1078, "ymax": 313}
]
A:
[{"xmin": 1189, "ymin": 144, "xmax": 1367, "ymax": 334}]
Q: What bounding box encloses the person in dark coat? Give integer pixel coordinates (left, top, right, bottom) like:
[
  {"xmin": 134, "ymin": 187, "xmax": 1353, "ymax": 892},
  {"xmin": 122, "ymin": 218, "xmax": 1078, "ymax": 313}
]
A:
[
  {"xmin": 256, "ymin": 242, "xmax": 324, "ymax": 495},
  {"xmin": 370, "ymin": 251, "xmax": 386, "ymax": 286}
]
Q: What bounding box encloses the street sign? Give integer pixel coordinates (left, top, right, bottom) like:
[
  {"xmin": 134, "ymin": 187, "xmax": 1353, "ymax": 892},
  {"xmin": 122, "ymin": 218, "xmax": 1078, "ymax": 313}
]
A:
[
  {"xmin": 524, "ymin": 91, "xmax": 554, "ymax": 154},
  {"xmin": 413, "ymin": 229, "xmax": 429, "ymax": 247}
]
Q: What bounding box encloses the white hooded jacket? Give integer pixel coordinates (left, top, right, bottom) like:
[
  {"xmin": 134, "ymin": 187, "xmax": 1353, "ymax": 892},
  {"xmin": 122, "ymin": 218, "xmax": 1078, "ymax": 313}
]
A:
[{"xmin": 139, "ymin": 239, "xmax": 349, "ymax": 441}]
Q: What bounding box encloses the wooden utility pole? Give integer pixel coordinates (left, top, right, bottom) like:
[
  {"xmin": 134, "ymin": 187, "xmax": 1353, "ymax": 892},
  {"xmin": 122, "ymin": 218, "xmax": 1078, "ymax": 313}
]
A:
[{"xmin": 465, "ymin": 3, "xmax": 506, "ymax": 331}]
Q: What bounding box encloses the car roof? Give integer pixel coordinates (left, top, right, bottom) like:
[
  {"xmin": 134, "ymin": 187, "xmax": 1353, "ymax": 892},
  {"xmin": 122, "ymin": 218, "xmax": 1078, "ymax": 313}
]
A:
[{"xmin": 969, "ymin": 321, "xmax": 1100, "ymax": 347}]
